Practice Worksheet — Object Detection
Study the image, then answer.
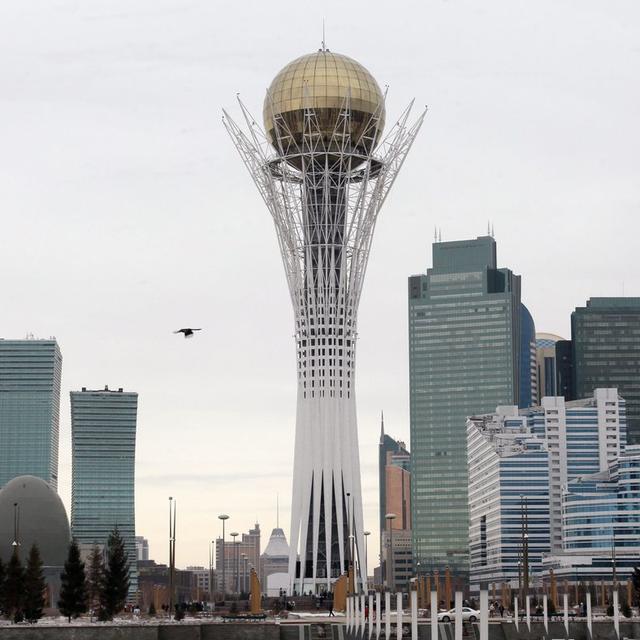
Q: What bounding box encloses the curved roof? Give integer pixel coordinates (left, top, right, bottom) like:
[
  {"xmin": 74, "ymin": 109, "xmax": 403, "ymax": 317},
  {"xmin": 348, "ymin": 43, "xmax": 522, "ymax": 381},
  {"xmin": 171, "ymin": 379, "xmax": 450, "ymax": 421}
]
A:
[
  {"xmin": 0, "ymin": 475, "xmax": 70, "ymax": 566},
  {"xmin": 263, "ymin": 527, "xmax": 290, "ymax": 557},
  {"xmin": 536, "ymin": 332, "xmax": 566, "ymax": 349}
]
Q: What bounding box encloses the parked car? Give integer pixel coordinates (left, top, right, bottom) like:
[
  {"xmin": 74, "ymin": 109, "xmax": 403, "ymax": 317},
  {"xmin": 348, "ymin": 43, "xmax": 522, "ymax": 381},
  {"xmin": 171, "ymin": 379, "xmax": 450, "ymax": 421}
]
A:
[{"xmin": 437, "ymin": 607, "xmax": 479, "ymax": 623}]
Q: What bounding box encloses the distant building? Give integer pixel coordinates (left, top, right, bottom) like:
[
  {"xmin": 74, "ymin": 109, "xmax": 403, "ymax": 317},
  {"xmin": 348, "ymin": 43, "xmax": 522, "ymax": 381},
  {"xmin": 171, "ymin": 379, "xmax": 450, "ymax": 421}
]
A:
[
  {"xmin": 70, "ymin": 387, "xmax": 138, "ymax": 598},
  {"xmin": 260, "ymin": 527, "xmax": 290, "ymax": 596},
  {"xmin": 555, "ymin": 339, "xmax": 573, "ymax": 400},
  {"xmin": 216, "ymin": 523, "xmax": 260, "ymax": 593},
  {"xmin": 409, "ymin": 236, "xmax": 522, "ymax": 580},
  {"xmin": 535, "ymin": 333, "xmax": 565, "ymax": 402},
  {"xmin": 572, "ymin": 297, "xmax": 640, "ymax": 443},
  {"xmin": 186, "ymin": 566, "xmax": 211, "ymax": 599},
  {"xmin": 378, "ymin": 416, "xmax": 411, "ymax": 589},
  {"xmin": 520, "ymin": 305, "xmax": 538, "ymax": 408},
  {"xmin": 138, "ymin": 560, "xmax": 195, "ymax": 609},
  {"xmin": 0, "ymin": 338, "xmax": 62, "ymax": 489},
  {"xmin": 136, "ymin": 536, "xmax": 149, "ymax": 562}
]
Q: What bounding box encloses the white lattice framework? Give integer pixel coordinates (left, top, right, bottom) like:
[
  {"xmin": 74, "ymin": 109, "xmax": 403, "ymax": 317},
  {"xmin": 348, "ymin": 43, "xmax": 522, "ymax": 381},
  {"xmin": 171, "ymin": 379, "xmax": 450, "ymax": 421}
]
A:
[{"xmin": 224, "ymin": 92, "xmax": 425, "ymax": 594}]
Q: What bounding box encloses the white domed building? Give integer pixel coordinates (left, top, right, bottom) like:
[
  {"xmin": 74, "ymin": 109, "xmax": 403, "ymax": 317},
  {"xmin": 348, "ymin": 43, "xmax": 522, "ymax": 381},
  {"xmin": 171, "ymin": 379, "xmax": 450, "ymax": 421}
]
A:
[{"xmin": 260, "ymin": 527, "xmax": 291, "ymax": 597}]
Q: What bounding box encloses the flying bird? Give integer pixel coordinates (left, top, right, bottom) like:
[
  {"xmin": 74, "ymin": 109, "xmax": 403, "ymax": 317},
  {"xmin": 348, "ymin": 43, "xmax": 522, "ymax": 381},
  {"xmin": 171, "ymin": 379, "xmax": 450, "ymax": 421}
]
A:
[{"xmin": 174, "ymin": 328, "xmax": 202, "ymax": 339}]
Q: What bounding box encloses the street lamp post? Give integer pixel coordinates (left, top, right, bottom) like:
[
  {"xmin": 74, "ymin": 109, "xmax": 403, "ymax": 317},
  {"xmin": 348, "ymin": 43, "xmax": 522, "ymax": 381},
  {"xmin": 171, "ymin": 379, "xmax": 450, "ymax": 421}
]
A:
[
  {"xmin": 363, "ymin": 531, "xmax": 371, "ymax": 592},
  {"xmin": 385, "ymin": 513, "xmax": 397, "ymax": 592},
  {"xmin": 241, "ymin": 553, "xmax": 248, "ymax": 594},
  {"xmin": 209, "ymin": 539, "xmax": 215, "ymax": 602},
  {"xmin": 168, "ymin": 497, "xmax": 176, "ymax": 617},
  {"xmin": 218, "ymin": 514, "xmax": 229, "ymax": 600},
  {"xmin": 230, "ymin": 532, "xmax": 239, "ymax": 595}
]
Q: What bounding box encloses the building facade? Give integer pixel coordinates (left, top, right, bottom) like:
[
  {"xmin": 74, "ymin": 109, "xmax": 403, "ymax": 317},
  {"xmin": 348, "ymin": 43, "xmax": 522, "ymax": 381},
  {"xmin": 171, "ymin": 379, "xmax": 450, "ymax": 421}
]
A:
[
  {"xmin": 520, "ymin": 305, "xmax": 538, "ymax": 409},
  {"xmin": 70, "ymin": 387, "xmax": 138, "ymax": 596},
  {"xmin": 378, "ymin": 420, "xmax": 411, "ymax": 589},
  {"xmin": 216, "ymin": 523, "xmax": 261, "ymax": 594},
  {"xmin": 572, "ymin": 297, "xmax": 640, "ymax": 443},
  {"xmin": 543, "ymin": 445, "xmax": 640, "ymax": 585},
  {"xmin": 467, "ymin": 410, "xmax": 550, "ymax": 592},
  {"xmin": 467, "ymin": 388, "xmax": 626, "ymax": 590},
  {"xmin": 535, "ymin": 333, "xmax": 565, "ymax": 403},
  {"xmin": 409, "ymin": 236, "xmax": 522, "ymax": 579},
  {"xmin": 136, "ymin": 536, "xmax": 149, "ymax": 562},
  {"xmin": 0, "ymin": 338, "xmax": 62, "ymax": 489}
]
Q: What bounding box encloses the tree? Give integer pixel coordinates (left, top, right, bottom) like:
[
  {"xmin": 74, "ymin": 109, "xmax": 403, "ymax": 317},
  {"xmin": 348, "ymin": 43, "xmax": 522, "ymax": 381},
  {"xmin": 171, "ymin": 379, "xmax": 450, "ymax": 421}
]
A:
[
  {"xmin": 58, "ymin": 540, "xmax": 87, "ymax": 622},
  {"xmin": 23, "ymin": 545, "xmax": 46, "ymax": 623},
  {"xmin": 622, "ymin": 600, "xmax": 632, "ymax": 618},
  {"xmin": 100, "ymin": 528, "xmax": 130, "ymax": 619},
  {"xmin": 4, "ymin": 550, "xmax": 25, "ymax": 622},
  {"xmin": 632, "ymin": 567, "xmax": 640, "ymax": 605},
  {"xmin": 0, "ymin": 557, "xmax": 6, "ymax": 616},
  {"xmin": 86, "ymin": 545, "xmax": 105, "ymax": 619}
]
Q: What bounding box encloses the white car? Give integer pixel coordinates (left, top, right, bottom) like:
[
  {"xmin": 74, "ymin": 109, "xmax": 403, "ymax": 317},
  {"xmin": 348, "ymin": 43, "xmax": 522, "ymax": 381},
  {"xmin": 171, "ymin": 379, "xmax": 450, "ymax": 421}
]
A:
[{"xmin": 437, "ymin": 607, "xmax": 479, "ymax": 623}]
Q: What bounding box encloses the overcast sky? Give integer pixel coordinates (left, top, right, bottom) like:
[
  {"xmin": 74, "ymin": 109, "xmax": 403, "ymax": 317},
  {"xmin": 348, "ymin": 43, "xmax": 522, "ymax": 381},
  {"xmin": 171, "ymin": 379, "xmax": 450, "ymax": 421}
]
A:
[{"xmin": 1, "ymin": 0, "xmax": 639, "ymax": 571}]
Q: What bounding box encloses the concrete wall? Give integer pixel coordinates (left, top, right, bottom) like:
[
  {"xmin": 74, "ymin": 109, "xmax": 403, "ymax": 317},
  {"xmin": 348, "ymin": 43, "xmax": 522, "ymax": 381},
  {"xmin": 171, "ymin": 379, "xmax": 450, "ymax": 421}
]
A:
[{"xmin": 2, "ymin": 620, "xmax": 640, "ymax": 640}]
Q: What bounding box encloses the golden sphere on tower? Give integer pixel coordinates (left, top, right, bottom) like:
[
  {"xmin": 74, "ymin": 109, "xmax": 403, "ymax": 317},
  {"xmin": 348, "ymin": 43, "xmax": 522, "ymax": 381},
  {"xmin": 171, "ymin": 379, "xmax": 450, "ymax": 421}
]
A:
[{"xmin": 263, "ymin": 50, "xmax": 386, "ymax": 160}]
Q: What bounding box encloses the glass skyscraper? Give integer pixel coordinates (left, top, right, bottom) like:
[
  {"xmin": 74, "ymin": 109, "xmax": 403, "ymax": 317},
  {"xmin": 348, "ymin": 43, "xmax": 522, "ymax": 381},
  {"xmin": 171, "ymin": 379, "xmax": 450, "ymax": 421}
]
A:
[
  {"xmin": 70, "ymin": 387, "xmax": 138, "ymax": 595},
  {"xmin": 408, "ymin": 236, "xmax": 521, "ymax": 579},
  {"xmin": 572, "ymin": 297, "xmax": 640, "ymax": 443},
  {"xmin": 0, "ymin": 339, "xmax": 62, "ymax": 489}
]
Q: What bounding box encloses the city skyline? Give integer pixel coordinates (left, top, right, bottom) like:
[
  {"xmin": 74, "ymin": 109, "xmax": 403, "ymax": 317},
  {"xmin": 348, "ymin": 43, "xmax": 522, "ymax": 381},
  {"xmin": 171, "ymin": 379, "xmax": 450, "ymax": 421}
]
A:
[{"xmin": 1, "ymin": 0, "xmax": 639, "ymax": 571}]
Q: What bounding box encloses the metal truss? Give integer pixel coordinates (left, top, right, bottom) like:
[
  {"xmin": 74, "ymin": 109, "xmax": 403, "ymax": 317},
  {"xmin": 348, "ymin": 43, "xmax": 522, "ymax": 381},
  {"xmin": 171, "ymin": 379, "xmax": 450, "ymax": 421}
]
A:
[{"xmin": 224, "ymin": 93, "xmax": 425, "ymax": 594}]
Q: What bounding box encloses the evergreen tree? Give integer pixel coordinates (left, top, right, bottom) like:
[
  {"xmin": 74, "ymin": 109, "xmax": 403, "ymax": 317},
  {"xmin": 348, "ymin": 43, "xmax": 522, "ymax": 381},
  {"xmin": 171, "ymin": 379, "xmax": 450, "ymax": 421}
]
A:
[
  {"xmin": 23, "ymin": 545, "xmax": 46, "ymax": 623},
  {"xmin": 4, "ymin": 550, "xmax": 25, "ymax": 622},
  {"xmin": 100, "ymin": 528, "xmax": 130, "ymax": 619},
  {"xmin": 86, "ymin": 545, "xmax": 105, "ymax": 619},
  {"xmin": 0, "ymin": 557, "xmax": 6, "ymax": 616},
  {"xmin": 632, "ymin": 567, "xmax": 640, "ymax": 605},
  {"xmin": 58, "ymin": 540, "xmax": 87, "ymax": 622}
]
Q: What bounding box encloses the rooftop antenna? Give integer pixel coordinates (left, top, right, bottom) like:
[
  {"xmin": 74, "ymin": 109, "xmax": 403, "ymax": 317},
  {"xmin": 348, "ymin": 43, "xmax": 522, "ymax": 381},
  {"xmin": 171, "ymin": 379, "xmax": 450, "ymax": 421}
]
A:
[
  {"xmin": 433, "ymin": 226, "xmax": 437, "ymax": 242},
  {"xmin": 321, "ymin": 19, "xmax": 326, "ymax": 51},
  {"xmin": 276, "ymin": 493, "xmax": 280, "ymax": 528},
  {"xmin": 438, "ymin": 228, "xmax": 442, "ymax": 242},
  {"xmin": 491, "ymin": 223, "xmax": 495, "ymax": 238},
  {"xmin": 487, "ymin": 220, "xmax": 490, "ymax": 235}
]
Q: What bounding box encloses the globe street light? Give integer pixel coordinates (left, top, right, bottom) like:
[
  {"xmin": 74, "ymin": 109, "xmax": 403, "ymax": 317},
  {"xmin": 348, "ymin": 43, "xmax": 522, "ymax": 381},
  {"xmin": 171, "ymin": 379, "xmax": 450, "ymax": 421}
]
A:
[
  {"xmin": 230, "ymin": 532, "xmax": 239, "ymax": 595},
  {"xmin": 385, "ymin": 513, "xmax": 397, "ymax": 592},
  {"xmin": 363, "ymin": 531, "xmax": 371, "ymax": 592},
  {"xmin": 218, "ymin": 514, "xmax": 229, "ymax": 600}
]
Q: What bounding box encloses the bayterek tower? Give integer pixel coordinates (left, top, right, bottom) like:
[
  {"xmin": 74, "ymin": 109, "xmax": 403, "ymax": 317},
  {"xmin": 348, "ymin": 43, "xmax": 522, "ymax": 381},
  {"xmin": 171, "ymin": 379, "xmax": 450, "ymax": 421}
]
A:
[{"xmin": 224, "ymin": 47, "xmax": 424, "ymax": 594}]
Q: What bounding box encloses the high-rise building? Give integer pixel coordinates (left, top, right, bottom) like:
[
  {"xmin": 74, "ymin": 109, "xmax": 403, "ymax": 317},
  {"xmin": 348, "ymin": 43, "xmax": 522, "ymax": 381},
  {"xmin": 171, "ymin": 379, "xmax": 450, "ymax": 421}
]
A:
[
  {"xmin": 409, "ymin": 236, "xmax": 522, "ymax": 579},
  {"xmin": 226, "ymin": 49, "xmax": 425, "ymax": 593},
  {"xmin": 467, "ymin": 388, "xmax": 626, "ymax": 589},
  {"xmin": 0, "ymin": 338, "xmax": 62, "ymax": 489},
  {"xmin": 519, "ymin": 305, "xmax": 537, "ymax": 408},
  {"xmin": 572, "ymin": 298, "xmax": 640, "ymax": 443},
  {"xmin": 378, "ymin": 418, "xmax": 411, "ymax": 589},
  {"xmin": 70, "ymin": 387, "xmax": 138, "ymax": 596},
  {"xmin": 535, "ymin": 333, "xmax": 565, "ymax": 402},
  {"xmin": 136, "ymin": 536, "xmax": 149, "ymax": 562},
  {"xmin": 467, "ymin": 410, "xmax": 550, "ymax": 592}
]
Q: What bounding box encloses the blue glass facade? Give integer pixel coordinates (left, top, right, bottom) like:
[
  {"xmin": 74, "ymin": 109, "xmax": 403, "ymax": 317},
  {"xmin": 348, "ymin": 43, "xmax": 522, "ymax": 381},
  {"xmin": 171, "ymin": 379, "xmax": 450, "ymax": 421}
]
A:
[
  {"xmin": 409, "ymin": 236, "xmax": 521, "ymax": 579},
  {"xmin": 519, "ymin": 305, "xmax": 537, "ymax": 408},
  {"xmin": 70, "ymin": 387, "xmax": 138, "ymax": 596},
  {"xmin": 468, "ymin": 413, "xmax": 549, "ymax": 590},
  {"xmin": 572, "ymin": 297, "xmax": 640, "ymax": 444},
  {"xmin": 0, "ymin": 339, "xmax": 62, "ymax": 489}
]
